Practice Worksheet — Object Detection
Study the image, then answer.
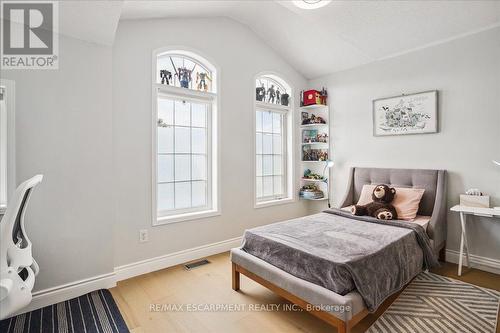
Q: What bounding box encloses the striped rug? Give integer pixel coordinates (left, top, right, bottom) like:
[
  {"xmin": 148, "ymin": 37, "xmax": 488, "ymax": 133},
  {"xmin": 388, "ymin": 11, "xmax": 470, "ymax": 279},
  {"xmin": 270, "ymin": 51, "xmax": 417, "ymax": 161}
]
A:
[
  {"xmin": 367, "ymin": 271, "xmax": 500, "ymax": 333},
  {"xmin": 0, "ymin": 289, "xmax": 129, "ymax": 333}
]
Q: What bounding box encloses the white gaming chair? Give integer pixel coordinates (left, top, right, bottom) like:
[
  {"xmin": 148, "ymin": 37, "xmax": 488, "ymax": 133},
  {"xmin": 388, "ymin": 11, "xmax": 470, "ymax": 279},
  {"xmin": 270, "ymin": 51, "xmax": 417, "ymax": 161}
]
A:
[{"xmin": 0, "ymin": 175, "xmax": 43, "ymax": 320}]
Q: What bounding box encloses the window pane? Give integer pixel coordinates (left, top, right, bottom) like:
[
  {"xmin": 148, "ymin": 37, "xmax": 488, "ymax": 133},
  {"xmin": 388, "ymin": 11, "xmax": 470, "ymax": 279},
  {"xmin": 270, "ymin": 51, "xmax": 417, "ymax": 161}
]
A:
[
  {"xmin": 256, "ymin": 177, "xmax": 263, "ymax": 198},
  {"xmin": 175, "ymin": 100, "xmax": 190, "ymax": 126},
  {"xmin": 256, "ymin": 133, "xmax": 262, "ymax": 154},
  {"xmin": 192, "ymin": 181, "xmax": 207, "ymax": 207},
  {"xmin": 192, "ymin": 103, "xmax": 206, "ymax": 128},
  {"xmin": 175, "ymin": 182, "xmax": 191, "ymax": 209},
  {"xmin": 273, "ymin": 134, "xmax": 282, "ymax": 154},
  {"xmin": 256, "ymin": 111, "xmax": 263, "ymax": 132},
  {"xmin": 175, "ymin": 127, "xmax": 190, "ymax": 153},
  {"xmin": 274, "ymin": 176, "xmax": 283, "ymax": 196},
  {"xmin": 158, "ymin": 127, "xmax": 174, "ymax": 154},
  {"xmin": 263, "ymin": 134, "xmax": 273, "ymax": 154},
  {"xmin": 272, "ymin": 113, "xmax": 281, "ymax": 134},
  {"xmin": 262, "ymin": 111, "xmax": 272, "ymax": 132},
  {"xmin": 158, "ymin": 183, "xmax": 174, "ymax": 211},
  {"xmin": 256, "ymin": 155, "xmax": 262, "ymax": 176},
  {"xmin": 158, "ymin": 98, "xmax": 174, "ymax": 125},
  {"xmin": 192, "ymin": 155, "xmax": 206, "ymax": 180},
  {"xmin": 158, "ymin": 155, "xmax": 174, "ymax": 183},
  {"xmin": 263, "ymin": 156, "xmax": 272, "ymax": 176},
  {"xmin": 263, "ymin": 176, "xmax": 273, "ymax": 197},
  {"xmin": 175, "ymin": 155, "xmax": 191, "ymax": 181},
  {"xmin": 192, "ymin": 128, "xmax": 206, "ymax": 154},
  {"xmin": 273, "ymin": 155, "xmax": 282, "ymax": 175}
]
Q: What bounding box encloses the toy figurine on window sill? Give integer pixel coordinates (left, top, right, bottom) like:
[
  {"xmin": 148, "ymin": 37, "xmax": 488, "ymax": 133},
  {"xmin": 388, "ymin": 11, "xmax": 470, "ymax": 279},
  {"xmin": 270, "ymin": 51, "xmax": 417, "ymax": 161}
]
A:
[
  {"xmin": 281, "ymin": 93, "xmax": 289, "ymax": 106},
  {"xmin": 160, "ymin": 70, "xmax": 172, "ymax": 85},
  {"xmin": 256, "ymin": 83, "xmax": 266, "ymax": 102},
  {"xmin": 196, "ymin": 72, "xmax": 212, "ymax": 92},
  {"xmin": 267, "ymin": 85, "xmax": 276, "ymax": 104},
  {"xmin": 170, "ymin": 56, "xmax": 195, "ymax": 89}
]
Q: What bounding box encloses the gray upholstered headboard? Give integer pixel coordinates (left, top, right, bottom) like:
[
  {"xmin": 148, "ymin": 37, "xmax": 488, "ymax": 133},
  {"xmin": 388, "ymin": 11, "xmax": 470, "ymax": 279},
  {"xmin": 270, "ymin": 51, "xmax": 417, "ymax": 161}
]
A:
[{"xmin": 340, "ymin": 167, "xmax": 447, "ymax": 252}]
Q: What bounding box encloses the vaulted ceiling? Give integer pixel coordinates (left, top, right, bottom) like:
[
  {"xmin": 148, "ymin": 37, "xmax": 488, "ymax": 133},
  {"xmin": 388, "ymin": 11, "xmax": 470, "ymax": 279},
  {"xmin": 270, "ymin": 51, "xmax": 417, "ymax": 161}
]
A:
[{"xmin": 59, "ymin": 0, "xmax": 500, "ymax": 79}]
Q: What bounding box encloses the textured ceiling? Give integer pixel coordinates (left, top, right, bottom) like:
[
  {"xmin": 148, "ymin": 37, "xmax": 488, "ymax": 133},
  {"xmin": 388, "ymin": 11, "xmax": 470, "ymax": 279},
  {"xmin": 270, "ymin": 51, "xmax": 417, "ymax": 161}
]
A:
[{"xmin": 59, "ymin": 1, "xmax": 500, "ymax": 79}]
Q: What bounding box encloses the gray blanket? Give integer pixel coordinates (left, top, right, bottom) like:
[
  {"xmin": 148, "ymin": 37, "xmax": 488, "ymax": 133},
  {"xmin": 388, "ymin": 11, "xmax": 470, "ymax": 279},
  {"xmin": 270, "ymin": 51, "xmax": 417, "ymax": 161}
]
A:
[{"xmin": 241, "ymin": 208, "xmax": 439, "ymax": 312}]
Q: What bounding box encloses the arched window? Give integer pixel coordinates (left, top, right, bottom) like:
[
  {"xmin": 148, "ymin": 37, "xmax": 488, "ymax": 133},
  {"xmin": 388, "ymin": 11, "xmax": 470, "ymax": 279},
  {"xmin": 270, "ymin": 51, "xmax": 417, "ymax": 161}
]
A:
[
  {"xmin": 156, "ymin": 52, "xmax": 216, "ymax": 92},
  {"xmin": 153, "ymin": 49, "xmax": 219, "ymax": 225},
  {"xmin": 255, "ymin": 74, "xmax": 293, "ymax": 206}
]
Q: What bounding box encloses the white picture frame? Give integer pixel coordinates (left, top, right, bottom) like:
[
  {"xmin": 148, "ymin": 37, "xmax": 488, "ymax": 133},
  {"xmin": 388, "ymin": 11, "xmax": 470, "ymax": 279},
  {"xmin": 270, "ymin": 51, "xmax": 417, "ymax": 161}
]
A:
[{"xmin": 373, "ymin": 90, "xmax": 438, "ymax": 136}]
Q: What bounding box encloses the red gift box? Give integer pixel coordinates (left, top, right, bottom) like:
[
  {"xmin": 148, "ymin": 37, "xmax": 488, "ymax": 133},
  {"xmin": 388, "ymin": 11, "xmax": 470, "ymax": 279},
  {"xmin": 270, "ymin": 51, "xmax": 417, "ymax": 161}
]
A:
[{"xmin": 302, "ymin": 90, "xmax": 321, "ymax": 106}]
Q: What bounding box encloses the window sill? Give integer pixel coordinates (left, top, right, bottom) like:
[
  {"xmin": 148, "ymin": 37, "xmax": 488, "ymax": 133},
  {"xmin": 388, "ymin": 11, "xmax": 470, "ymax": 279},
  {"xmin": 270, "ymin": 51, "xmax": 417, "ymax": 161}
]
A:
[
  {"xmin": 154, "ymin": 209, "xmax": 220, "ymax": 226},
  {"xmin": 255, "ymin": 197, "xmax": 295, "ymax": 209}
]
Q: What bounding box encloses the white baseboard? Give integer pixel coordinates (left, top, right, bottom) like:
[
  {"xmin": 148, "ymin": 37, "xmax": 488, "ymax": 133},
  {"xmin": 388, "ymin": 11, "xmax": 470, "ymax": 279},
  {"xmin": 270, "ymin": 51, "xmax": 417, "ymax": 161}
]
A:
[
  {"xmin": 14, "ymin": 272, "xmax": 116, "ymax": 316},
  {"xmin": 114, "ymin": 236, "xmax": 243, "ymax": 281},
  {"xmin": 446, "ymin": 249, "xmax": 500, "ymax": 275},
  {"xmin": 13, "ymin": 236, "xmax": 242, "ymax": 316}
]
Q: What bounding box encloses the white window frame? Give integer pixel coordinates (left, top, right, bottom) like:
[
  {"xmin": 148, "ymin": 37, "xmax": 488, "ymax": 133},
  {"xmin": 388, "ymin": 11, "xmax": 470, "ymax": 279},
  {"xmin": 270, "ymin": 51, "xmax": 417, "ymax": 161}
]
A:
[
  {"xmin": 152, "ymin": 49, "xmax": 220, "ymax": 225},
  {"xmin": 0, "ymin": 79, "xmax": 15, "ymax": 215},
  {"xmin": 254, "ymin": 74, "xmax": 295, "ymax": 208}
]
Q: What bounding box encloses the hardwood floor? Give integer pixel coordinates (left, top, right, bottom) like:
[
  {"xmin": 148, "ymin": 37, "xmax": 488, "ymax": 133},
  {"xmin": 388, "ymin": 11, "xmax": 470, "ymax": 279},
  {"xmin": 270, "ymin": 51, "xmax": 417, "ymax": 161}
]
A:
[{"xmin": 110, "ymin": 252, "xmax": 500, "ymax": 333}]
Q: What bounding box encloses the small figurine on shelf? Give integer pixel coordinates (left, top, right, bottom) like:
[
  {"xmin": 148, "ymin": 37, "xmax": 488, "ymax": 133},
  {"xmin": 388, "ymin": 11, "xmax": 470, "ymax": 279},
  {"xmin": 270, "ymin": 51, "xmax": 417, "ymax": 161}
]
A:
[
  {"xmin": 299, "ymin": 184, "xmax": 324, "ymax": 199},
  {"xmin": 302, "ymin": 147, "xmax": 329, "ymax": 161},
  {"xmin": 160, "ymin": 70, "xmax": 172, "ymax": 85},
  {"xmin": 256, "ymin": 83, "xmax": 266, "ymax": 101},
  {"xmin": 267, "ymin": 85, "xmax": 276, "ymax": 103},
  {"xmin": 303, "ymin": 169, "xmax": 324, "ymax": 180},
  {"xmin": 302, "ymin": 113, "xmax": 327, "ymax": 125},
  {"xmin": 299, "ymin": 90, "xmax": 304, "ymax": 107},
  {"xmin": 316, "ymin": 133, "xmax": 328, "ymax": 143},
  {"xmin": 320, "ymin": 87, "xmax": 328, "ymax": 105},
  {"xmin": 196, "ymin": 72, "xmax": 212, "ymax": 92},
  {"xmin": 276, "ymin": 88, "xmax": 281, "ymax": 105}
]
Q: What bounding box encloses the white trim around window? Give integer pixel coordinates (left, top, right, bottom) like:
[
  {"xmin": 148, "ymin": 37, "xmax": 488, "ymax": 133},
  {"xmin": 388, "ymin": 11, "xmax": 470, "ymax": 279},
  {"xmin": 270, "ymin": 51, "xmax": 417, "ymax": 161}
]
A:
[
  {"xmin": 0, "ymin": 79, "xmax": 15, "ymax": 215},
  {"xmin": 253, "ymin": 73, "xmax": 295, "ymax": 208},
  {"xmin": 152, "ymin": 48, "xmax": 220, "ymax": 226}
]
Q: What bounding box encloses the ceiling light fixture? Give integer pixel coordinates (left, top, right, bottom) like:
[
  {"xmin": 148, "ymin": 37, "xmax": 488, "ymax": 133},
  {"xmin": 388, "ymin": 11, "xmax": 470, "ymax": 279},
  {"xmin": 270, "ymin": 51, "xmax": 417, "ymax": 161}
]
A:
[{"xmin": 292, "ymin": 0, "xmax": 331, "ymax": 10}]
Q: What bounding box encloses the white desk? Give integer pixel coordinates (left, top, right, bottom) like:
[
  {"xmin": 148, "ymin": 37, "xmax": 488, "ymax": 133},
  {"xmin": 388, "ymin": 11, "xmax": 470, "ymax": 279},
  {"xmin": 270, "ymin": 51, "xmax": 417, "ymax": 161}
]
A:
[{"xmin": 450, "ymin": 205, "xmax": 500, "ymax": 276}]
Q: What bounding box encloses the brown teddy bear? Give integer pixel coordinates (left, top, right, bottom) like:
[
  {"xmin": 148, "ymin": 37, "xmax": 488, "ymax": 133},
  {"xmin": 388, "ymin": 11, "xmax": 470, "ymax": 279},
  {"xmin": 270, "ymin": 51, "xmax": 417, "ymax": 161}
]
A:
[{"xmin": 350, "ymin": 184, "xmax": 398, "ymax": 220}]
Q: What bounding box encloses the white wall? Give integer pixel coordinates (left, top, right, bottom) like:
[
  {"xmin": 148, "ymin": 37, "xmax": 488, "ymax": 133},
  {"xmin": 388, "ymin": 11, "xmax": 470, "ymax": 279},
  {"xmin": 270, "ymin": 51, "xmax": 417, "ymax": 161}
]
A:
[
  {"xmin": 112, "ymin": 18, "xmax": 309, "ymax": 266},
  {"xmin": 0, "ymin": 36, "xmax": 114, "ymax": 291},
  {"xmin": 310, "ymin": 27, "xmax": 500, "ymax": 260}
]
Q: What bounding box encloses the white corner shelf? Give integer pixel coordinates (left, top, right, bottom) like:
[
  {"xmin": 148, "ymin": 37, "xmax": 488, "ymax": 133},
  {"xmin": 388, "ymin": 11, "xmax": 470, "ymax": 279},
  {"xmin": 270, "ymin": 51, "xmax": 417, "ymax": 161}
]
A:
[
  {"xmin": 300, "ymin": 197, "xmax": 328, "ymax": 201},
  {"xmin": 301, "ymin": 178, "xmax": 327, "ymax": 183},
  {"xmin": 299, "ymin": 95, "xmax": 331, "ymax": 206},
  {"xmin": 300, "ymin": 104, "xmax": 328, "ymax": 111},
  {"xmin": 300, "ymin": 123, "xmax": 328, "ymax": 128},
  {"xmin": 301, "ymin": 142, "xmax": 328, "ymax": 145}
]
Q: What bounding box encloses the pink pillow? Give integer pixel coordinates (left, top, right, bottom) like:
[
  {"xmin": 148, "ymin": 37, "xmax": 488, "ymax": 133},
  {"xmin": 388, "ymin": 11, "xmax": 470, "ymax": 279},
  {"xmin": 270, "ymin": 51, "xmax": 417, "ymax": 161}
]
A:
[{"xmin": 356, "ymin": 184, "xmax": 425, "ymax": 221}]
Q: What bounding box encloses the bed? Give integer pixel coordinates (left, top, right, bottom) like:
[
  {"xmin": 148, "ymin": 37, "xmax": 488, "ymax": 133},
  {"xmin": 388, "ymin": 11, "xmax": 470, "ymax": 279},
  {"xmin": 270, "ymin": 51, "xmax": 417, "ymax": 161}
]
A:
[{"xmin": 230, "ymin": 167, "xmax": 447, "ymax": 333}]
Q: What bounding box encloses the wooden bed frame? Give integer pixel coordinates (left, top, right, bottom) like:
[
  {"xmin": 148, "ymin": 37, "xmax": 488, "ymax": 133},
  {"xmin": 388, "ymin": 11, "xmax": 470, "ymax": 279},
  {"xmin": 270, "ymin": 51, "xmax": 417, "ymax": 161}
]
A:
[
  {"xmin": 232, "ymin": 263, "xmax": 369, "ymax": 333},
  {"xmin": 230, "ymin": 168, "xmax": 448, "ymax": 332}
]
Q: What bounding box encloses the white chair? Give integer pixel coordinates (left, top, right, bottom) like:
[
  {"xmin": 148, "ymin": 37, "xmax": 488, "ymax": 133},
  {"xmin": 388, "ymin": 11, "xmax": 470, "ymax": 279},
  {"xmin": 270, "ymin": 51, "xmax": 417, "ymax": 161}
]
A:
[{"xmin": 0, "ymin": 175, "xmax": 43, "ymax": 320}]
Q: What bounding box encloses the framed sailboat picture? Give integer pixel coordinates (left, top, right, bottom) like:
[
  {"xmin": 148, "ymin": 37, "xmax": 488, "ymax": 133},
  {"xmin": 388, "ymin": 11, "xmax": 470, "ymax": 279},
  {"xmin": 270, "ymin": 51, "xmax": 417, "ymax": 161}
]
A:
[{"xmin": 373, "ymin": 90, "xmax": 438, "ymax": 136}]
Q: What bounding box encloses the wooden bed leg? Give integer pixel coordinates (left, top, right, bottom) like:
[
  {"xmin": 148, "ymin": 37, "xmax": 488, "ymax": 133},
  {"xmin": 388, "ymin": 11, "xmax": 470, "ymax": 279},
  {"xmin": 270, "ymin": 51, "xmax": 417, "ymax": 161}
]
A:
[
  {"xmin": 439, "ymin": 242, "xmax": 446, "ymax": 262},
  {"xmin": 232, "ymin": 263, "xmax": 240, "ymax": 291},
  {"xmin": 337, "ymin": 321, "xmax": 347, "ymax": 333}
]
